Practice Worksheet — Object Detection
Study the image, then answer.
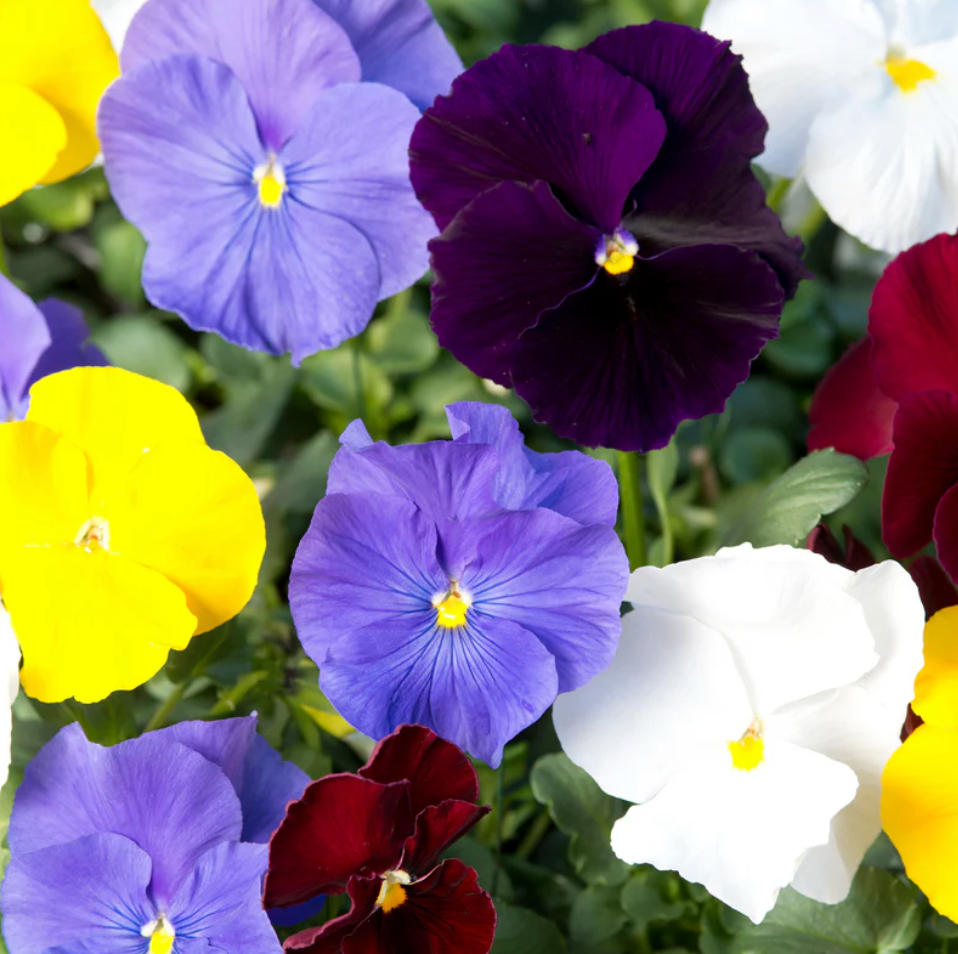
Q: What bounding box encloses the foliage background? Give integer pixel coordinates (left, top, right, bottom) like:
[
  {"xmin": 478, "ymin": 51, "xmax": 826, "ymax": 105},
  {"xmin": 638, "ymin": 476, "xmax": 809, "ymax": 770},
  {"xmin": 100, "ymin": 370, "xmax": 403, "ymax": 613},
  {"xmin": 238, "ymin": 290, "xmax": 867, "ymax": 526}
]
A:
[{"xmin": 0, "ymin": 0, "xmax": 942, "ymax": 951}]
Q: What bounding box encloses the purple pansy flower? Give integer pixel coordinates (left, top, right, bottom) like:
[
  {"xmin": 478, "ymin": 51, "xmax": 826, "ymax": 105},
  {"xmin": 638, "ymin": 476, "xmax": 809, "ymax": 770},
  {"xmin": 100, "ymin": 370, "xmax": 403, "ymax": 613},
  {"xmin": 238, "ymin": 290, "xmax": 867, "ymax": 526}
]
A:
[
  {"xmin": 98, "ymin": 0, "xmax": 460, "ymax": 363},
  {"xmin": 1, "ymin": 716, "xmax": 311, "ymax": 954},
  {"xmin": 289, "ymin": 402, "xmax": 628, "ymax": 766},
  {"xmin": 409, "ymin": 22, "xmax": 811, "ymax": 452},
  {"xmin": 0, "ymin": 274, "xmax": 107, "ymax": 422}
]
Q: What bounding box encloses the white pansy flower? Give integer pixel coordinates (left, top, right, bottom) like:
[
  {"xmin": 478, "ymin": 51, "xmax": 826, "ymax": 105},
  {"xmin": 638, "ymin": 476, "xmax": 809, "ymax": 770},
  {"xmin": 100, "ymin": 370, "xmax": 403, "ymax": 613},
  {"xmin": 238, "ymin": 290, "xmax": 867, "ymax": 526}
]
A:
[
  {"xmin": 90, "ymin": 0, "xmax": 147, "ymax": 56},
  {"xmin": 553, "ymin": 545, "xmax": 924, "ymax": 923},
  {"xmin": 701, "ymin": 0, "xmax": 958, "ymax": 254},
  {"xmin": 0, "ymin": 605, "xmax": 19, "ymax": 790}
]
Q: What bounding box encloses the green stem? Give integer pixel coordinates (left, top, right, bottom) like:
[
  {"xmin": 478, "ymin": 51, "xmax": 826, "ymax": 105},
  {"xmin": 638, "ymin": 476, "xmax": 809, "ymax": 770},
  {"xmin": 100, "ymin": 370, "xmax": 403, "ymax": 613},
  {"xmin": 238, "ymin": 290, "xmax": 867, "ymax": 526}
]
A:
[
  {"xmin": 386, "ymin": 287, "xmax": 412, "ymax": 318},
  {"xmin": 797, "ymin": 201, "xmax": 828, "ymax": 246},
  {"xmin": 618, "ymin": 451, "xmax": 647, "ymax": 570},
  {"xmin": 145, "ymin": 681, "xmax": 188, "ymax": 733},
  {"xmin": 491, "ymin": 761, "xmax": 505, "ymax": 898},
  {"xmin": 516, "ymin": 810, "xmax": 551, "ymax": 860},
  {"xmin": 0, "ymin": 239, "xmax": 9, "ymax": 278},
  {"xmin": 765, "ymin": 176, "xmax": 791, "ymax": 214},
  {"xmin": 351, "ymin": 338, "xmax": 367, "ymax": 422}
]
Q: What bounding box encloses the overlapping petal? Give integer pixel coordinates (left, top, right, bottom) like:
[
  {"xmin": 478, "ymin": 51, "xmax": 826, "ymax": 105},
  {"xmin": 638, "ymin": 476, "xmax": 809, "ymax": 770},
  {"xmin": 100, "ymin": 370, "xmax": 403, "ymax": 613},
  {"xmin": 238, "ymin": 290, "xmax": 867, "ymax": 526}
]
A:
[
  {"xmin": 0, "ymin": 82, "xmax": 66, "ymax": 207},
  {"xmin": 913, "ymin": 606, "xmax": 958, "ymax": 727}
]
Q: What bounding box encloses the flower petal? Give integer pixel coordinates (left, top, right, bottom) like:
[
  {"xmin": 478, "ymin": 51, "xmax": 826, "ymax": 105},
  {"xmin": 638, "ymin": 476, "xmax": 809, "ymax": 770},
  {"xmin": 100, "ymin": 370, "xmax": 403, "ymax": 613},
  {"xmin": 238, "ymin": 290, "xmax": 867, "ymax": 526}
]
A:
[
  {"xmin": 400, "ymin": 799, "xmax": 490, "ymax": 874},
  {"xmin": 870, "ymin": 233, "xmax": 958, "ymax": 401},
  {"xmin": 121, "ymin": 0, "xmax": 359, "ymax": 150},
  {"xmin": 0, "ymin": 608, "xmax": 20, "ymax": 792},
  {"xmin": 28, "ymin": 300, "xmax": 108, "ymax": 387},
  {"xmin": 807, "ymin": 337, "xmax": 897, "ymax": 459},
  {"xmin": 914, "ymin": 606, "xmax": 958, "ymax": 727},
  {"xmin": 0, "ymin": 276, "xmax": 50, "ymax": 417},
  {"xmin": 911, "ymin": 556, "xmax": 958, "ymax": 618},
  {"xmin": 410, "ymin": 43, "xmax": 666, "ymax": 232},
  {"xmin": 313, "ymin": 0, "xmax": 463, "ymax": 111},
  {"xmin": 0, "ymin": 82, "xmax": 65, "ymax": 208},
  {"xmin": 264, "ymin": 775, "xmax": 412, "ymax": 906},
  {"xmin": 883, "ymin": 390, "xmax": 958, "ymax": 559},
  {"xmin": 933, "ymin": 482, "xmax": 958, "ymax": 585},
  {"xmin": 509, "ymin": 245, "xmax": 784, "ymax": 452},
  {"xmin": 284, "ymin": 877, "xmax": 380, "ymax": 954}
]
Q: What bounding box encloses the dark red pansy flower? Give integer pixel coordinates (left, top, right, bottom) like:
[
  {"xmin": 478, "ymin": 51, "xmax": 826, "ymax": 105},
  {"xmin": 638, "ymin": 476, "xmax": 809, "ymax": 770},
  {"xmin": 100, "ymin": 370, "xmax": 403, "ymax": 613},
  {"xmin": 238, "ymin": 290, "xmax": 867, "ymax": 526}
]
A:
[
  {"xmin": 409, "ymin": 21, "xmax": 808, "ymax": 453},
  {"xmin": 264, "ymin": 725, "xmax": 495, "ymax": 954},
  {"xmin": 806, "ymin": 523, "xmax": 877, "ymax": 572}
]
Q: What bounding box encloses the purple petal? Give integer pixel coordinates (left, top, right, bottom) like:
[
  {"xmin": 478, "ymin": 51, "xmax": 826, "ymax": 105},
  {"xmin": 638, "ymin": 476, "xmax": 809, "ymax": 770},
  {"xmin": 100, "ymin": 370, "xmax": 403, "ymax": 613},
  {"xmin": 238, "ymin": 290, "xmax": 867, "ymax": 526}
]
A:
[
  {"xmin": 312, "ymin": 0, "xmax": 462, "ymax": 110},
  {"xmin": 510, "ymin": 245, "xmax": 785, "ymax": 451},
  {"xmin": 152, "ymin": 716, "xmax": 257, "ymax": 793},
  {"xmin": 2, "ymin": 832, "xmax": 153, "ymax": 954},
  {"xmin": 29, "ymin": 300, "xmax": 109, "ymax": 387},
  {"xmin": 445, "ymin": 402, "xmax": 619, "ymax": 526},
  {"xmin": 428, "ymin": 179, "xmax": 600, "ymax": 384},
  {"xmin": 240, "ymin": 734, "xmax": 310, "ymax": 844},
  {"xmin": 268, "ymin": 896, "xmax": 327, "ymax": 929},
  {"xmin": 9, "ymin": 724, "xmax": 243, "ymax": 908},
  {"xmin": 168, "ymin": 842, "xmax": 281, "ymax": 954},
  {"xmin": 410, "ymin": 44, "xmax": 666, "ymax": 232},
  {"xmin": 122, "ymin": 0, "xmax": 360, "ymax": 150},
  {"xmin": 0, "ymin": 275, "xmax": 51, "ymax": 419},
  {"xmin": 321, "ymin": 613, "xmax": 558, "ymax": 767},
  {"xmin": 466, "ymin": 510, "xmax": 628, "ymax": 691}
]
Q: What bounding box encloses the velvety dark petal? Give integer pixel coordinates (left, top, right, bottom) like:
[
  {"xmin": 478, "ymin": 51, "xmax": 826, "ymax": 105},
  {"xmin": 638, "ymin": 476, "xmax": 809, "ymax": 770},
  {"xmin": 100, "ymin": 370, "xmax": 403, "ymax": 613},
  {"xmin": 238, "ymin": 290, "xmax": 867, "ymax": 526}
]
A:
[
  {"xmin": 359, "ymin": 724, "xmax": 480, "ymax": 812},
  {"xmin": 400, "ymin": 800, "xmax": 490, "ymax": 875},
  {"xmin": 410, "ymin": 44, "xmax": 666, "ymax": 232},
  {"xmin": 807, "ymin": 336, "xmax": 897, "ymax": 459},
  {"xmin": 467, "ymin": 509, "xmax": 627, "ymax": 692},
  {"xmin": 429, "ymin": 179, "xmax": 601, "ymax": 384},
  {"xmin": 910, "ymin": 556, "xmax": 958, "ymax": 619},
  {"xmin": 870, "ymin": 233, "xmax": 958, "ymax": 402},
  {"xmin": 807, "ymin": 523, "xmax": 876, "ymax": 573},
  {"xmin": 122, "ymin": 0, "xmax": 360, "ymax": 150},
  {"xmin": 883, "ymin": 391, "xmax": 958, "ymax": 559},
  {"xmin": 445, "ymin": 402, "xmax": 619, "ymax": 526},
  {"xmin": 289, "ymin": 493, "xmax": 444, "ymax": 668},
  {"xmin": 264, "ymin": 776, "xmax": 412, "ymax": 907},
  {"xmin": 342, "ymin": 860, "xmax": 496, "ymax": 954},
  {"xmin": 321, "ymin": 612, "xmax": 558, "ymax": 767},
  {"xmin": 0, "ymin": 276, "xmax": 50, "ymax": 419},
  {"xmin": 511, "ymin": 245, "xmax": 783, "ymax": 452},
  {"xmin": 934, "ymin": 484, "xmax": 958, "ymax": 586},
  {"xmin": 284, "ymin": 878, "xmax": 380, "ymax": 954}
]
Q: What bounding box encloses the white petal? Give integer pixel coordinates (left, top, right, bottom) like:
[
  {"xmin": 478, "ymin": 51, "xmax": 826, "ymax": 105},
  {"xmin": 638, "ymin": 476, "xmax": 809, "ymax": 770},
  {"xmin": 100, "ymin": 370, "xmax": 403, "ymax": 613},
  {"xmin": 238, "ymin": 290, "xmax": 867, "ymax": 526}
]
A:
[
  {"xmin": 611, "ymin": 740, "xmax": 859, "ymax": 923},
  {"xmin": 0, "ymin": 607, "xmax": 20, "ymax": 791},
  {"xmin": 626, "ymin": 547, "xmax": 878, "ymax": 714},
  {"xmin": 91, "ymin": 0, "xmax": 147, "ymax": 55},
  {"xmin": 772, "ymin": 685, "xmax": 902, "ymax": 903},
  {"xmin": 874, "ymin": 0, "xmax": 958, "ymax": 46},
  {"xmin": 805, "ymin": 47, "xmax": 958, "ymax": 253},
  {"xmin": 553, "ymin": 605, "xmax": 752, "ymax": 804},
  {"xmin": 701, "ymin": 0, "xmax": 887, "ymax": 177}
]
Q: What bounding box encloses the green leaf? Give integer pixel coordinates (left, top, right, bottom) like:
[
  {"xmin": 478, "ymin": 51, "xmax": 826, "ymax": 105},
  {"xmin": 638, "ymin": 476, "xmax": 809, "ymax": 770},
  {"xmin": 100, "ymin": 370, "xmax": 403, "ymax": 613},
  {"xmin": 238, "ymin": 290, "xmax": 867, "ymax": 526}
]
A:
[
  {"xmin": 491, "ymin": 904, "xmax": 567, "ymax": 954},
  {"xmin": 722, "ymin": 449, "xmax": 868, "ymax": 548},
  {"xmin": 718, "ymin": 428, "xmax": 793, "ymax": 486},
  {"xmin": 732, "ymin": 868, "xmax": 921, "ymax": 954},
  {"xmin": 92, "ymin": 315, "xmax": 192, "ymax": 391},
  {"xmin": 94, "ymin": 219, "xmax": 148, "ymax": 306},
  {"xmin": 17, "ymin": 178, "xmax": 96, "ymax": 232},
  {"xmin": 367, "ymin": 307, "xmax": 440, "ymax": 375},
  {"xmin": 301, "ymin": 346, "xmax": 393, "ymax": 426},
  {"xmin": 530, "ymin": 753, "xmax": 630, "ymax": 886},
  {"xmin": 647, "ymin": 439, "xmax": 679, "ymax": 566},
  {"xmin": 264, "ymin": 431, "xmax": 338, "ymax": 514},
  {"xmin": 570, "ymin": 885, "xmax": 628, "ymax": 950},
  {"xmin": 620, "ymin": 869, "xmax": 696, "ymax": 931}
]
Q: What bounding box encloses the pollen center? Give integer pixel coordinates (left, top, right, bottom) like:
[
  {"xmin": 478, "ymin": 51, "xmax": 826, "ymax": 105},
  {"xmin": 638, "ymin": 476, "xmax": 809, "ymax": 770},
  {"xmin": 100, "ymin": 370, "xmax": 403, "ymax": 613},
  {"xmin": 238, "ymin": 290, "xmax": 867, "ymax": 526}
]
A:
[
  {"xmin": 377, "ymin": 870, "xmax": 412, "ymax": 913},
  {"xmin": 729, "ymin": 719, "xmax": 764, "ymax": 772},
  {"xmin": 74, "ymin": 516, "xmax": 110, "ymax": 552},
  {"xmin": 435, "ymin": 594, "xmax": 468, "ymax": 629},
  {"xmin": 141, "ymin": 914, "xmax": 175, "ymax": 954},
  {"xmin": 885, "ymin": 54, "xmax": 936, "ymax": 93},
  {"xmin": 595, "ymin": 228, "xmax": 639, "ymax": 276},
  {"xmin": 254, "ymin": 158, "xmax": 286, "ymax": 208}
]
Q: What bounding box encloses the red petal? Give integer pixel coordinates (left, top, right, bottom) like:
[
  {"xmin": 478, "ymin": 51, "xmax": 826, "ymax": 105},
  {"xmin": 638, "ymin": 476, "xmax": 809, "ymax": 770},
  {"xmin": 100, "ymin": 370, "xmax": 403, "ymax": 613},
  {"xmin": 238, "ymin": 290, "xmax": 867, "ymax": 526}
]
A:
[
  {"xmin": 934, "ymin": 483, "xmax": 958, "ymax": 586},
  {"xmin": 807, "ymin": 337, "xmax": 897, "ymax": 459},
  {"xmin": 342, "ymin": 859, "xmax": 496, "ymax": 954},
  {"xmin": 359, "ymin": 725, "xmax": 479, "ymax": 814},
  {"xmin": 284, "ymin": 878, "xmax": 381, "ymax": 954},
  {"xmin": 871, "ymin": 233, "xmax": 958, "ymax": 402},
  {"xmin": 401, "ymin": 800, "xmax": 490, "ymax": 875},
  {"xmin": 265, "ymin": 775, "xmax": 412, "ymax": 907},
  {"xmin": 806, "ymin": 523, "xmax": 876, "ymax": 571},
  {"xmin": 883, "ymin": 391, "xmax": 958, "ymax": 559},
  {"xmin": 909, "ymin": 556, "xmax": 958, "ymax": 618}
]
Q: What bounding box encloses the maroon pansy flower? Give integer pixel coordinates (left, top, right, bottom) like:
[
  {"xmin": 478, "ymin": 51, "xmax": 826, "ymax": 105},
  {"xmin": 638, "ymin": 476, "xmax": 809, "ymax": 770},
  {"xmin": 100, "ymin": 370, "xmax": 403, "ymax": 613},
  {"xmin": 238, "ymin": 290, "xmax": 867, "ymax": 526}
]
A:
[
  {"xmin": 264, "ymin": 724, "xmax": 496, "ymax": 954},
  {"xmin": 409, "ymin": 21, "xmax": 809, "ymax": 452}
]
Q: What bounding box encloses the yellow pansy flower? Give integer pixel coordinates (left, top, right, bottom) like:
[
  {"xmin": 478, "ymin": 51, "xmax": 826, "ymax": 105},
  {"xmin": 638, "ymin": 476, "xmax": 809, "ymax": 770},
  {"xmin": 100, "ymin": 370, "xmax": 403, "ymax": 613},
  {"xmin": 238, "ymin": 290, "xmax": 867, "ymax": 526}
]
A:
[
  {"xmin": 0, "ymin": 367, "xmax": 265, "ymax": 703},
  {"xmin": 883, "ymin": 605, "xmax": 958, "ymax": 918},
  {"xmin": 0, "ymin": 0, "xmax": 119, "ymax": 207}
]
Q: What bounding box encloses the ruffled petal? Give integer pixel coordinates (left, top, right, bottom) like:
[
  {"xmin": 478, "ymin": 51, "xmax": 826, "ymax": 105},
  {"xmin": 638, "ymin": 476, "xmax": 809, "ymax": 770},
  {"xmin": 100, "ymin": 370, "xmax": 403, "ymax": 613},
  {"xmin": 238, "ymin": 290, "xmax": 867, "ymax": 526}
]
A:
[
  {"xmin": 410, "ymin": 43, "xmax": 666, "ymax": 232},
  {"xmin": 913, "ymin": 606, "xmax": 958, "ymax": 728},
  {"xmin": 0, "ymin": 82, "xmax": 66, "ymax": 208},
  {"xmin": 400, "ymin": 799, "xmax": 489, "ymax": 874},
  {"xmin": 121, "ymin": 0, "xmax": 359, "ymax": 150},
  {"xmin": 807, "ymin": 336, "xmax": 897, "ymax": 459}
]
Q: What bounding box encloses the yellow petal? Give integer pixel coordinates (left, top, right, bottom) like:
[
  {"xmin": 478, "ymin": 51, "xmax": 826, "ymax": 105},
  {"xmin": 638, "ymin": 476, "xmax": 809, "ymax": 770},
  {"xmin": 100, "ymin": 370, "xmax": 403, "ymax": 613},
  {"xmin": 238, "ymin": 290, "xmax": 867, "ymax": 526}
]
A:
[
  {"xmin": 883, "ymin": 724, "xmax": 958, "ymax": 919},
  {"xmin": 108, "ymin": 443, "xmax": 266, "ymax": 634},
  {"xmin": 3, "ymin": 545, "xmax": 196, "ymax": 704},
  {"xmin": 0, "ymin": 0, "xmax": 118, "ymax": 184},
  {"xmin": 26, "ymin": 368, "xmax": 205, "ymax": 509},
  {"xmin": 914, "ymin": 606, "xmax": 958, "ymax": 727},
  {"xmin": 0, "ymin": 82, "xmax": 66, "ymax": 206},
  {"xmin": 0, "ymin": 421, "xmax": 89, "ymax": 562}
]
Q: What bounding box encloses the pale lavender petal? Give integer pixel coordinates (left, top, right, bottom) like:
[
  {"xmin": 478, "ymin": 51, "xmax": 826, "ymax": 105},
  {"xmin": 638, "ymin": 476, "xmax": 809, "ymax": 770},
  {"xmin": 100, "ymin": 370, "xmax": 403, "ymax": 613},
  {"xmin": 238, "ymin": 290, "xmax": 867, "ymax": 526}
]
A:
[
  {"xmin": 240, "ymin": 734, "xmax": 310, "ymax": 844},
  {"xmin": 0, "ymin": 275, "xmax": 50, "ymax": 418},
  {"xmin": 29, "ymin": 301, "xmax": 109, "ymax": 388}
]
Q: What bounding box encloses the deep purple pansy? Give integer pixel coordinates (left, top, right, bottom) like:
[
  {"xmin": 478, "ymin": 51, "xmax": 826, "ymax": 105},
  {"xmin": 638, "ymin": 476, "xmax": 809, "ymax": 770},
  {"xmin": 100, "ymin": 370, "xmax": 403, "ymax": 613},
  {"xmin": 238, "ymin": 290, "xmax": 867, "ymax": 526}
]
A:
[
  {"xmin": 98, "ymin": 0, "xmax": 461, "ymax": 363},
  {"xmin": 0, "ymin": 716, "xmax": 312, "ymax": 954},
  {"xmin": 409, "ymin": 22, "xmax": 810, "ymax": 452},
  {"xmin": 289, "ymin": 402, "xmax": 628, "ymax": 766},
  {"xmin": 0, "ymin": 274, "xmax": 107, "ymax": 421}
]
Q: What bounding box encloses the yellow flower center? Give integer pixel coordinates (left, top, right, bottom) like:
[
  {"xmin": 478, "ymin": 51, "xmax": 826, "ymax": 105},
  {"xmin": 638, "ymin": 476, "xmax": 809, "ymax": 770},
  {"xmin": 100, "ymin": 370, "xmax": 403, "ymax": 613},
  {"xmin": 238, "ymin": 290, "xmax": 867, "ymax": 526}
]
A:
[
  {"xmin": 376, "ymin": 870, "xmax": 411, "ymax": 913},
  {"xmin": 254, "ymin": 158, "xmax": 286, "ymax": 208},
  {"xmin": 434, "ymin": 593, "xmax": 469, "ymax": 629},
  {"xmin": 74, "ymin": 516, "xmax": 110, "ymax": 552},
  {"xmin": 885, "ymin": 54, "xmax": 936, "ymax": 93},
  {"xmin": 595, "ymin": 229, "xmax": 639, "ymax": 276},
  {"xmin": 141, "ymin": 914, "xmax": 175, "ymax": 954},
  {"xmin": 729, "ymin": 719, "xmax": 764, "ymax": 772}
]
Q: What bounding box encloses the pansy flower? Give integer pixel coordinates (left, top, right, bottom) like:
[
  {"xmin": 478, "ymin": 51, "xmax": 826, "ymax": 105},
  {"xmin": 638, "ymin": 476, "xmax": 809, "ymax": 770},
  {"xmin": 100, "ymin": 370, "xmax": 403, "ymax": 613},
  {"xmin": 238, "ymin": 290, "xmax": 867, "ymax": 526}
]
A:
[
  {"xmin": 0, "ymin": 273, "xmax": 107, "ymax": 422},
  {"xmin": 265, "ymin": 724, "xmax": 496, "ymax": 954},
  {"xmin": 0, "ymin": 608, "xmax": 21, "ymax": 792},
  {"xmin": 1, "ymin": 715, "xmax": 308, "ymax": 954},
  {"xmin": 0, "ymin": 366, "xmax": 265, "ymax": 703},
  {"xmin": 289, "ymin": 402, "xmax": 628, "ymax": 765},
  {"xmin": 98, "ymin": 0, "xmax": 457, "ymax": 363},
  {"xmin": 409, "ymin": 22, "xmax": 808, "ymax": 452},
  {"xmin": 555, "ymin": 545, "xmax": 924, "ymax": 922},
  {"xmin": 0, "ymin": 0, "xmax": 118, "ymax": 206},
  {"xmin": 703, "ymin": 0, "xmax": 958, "ymax": 254}
]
